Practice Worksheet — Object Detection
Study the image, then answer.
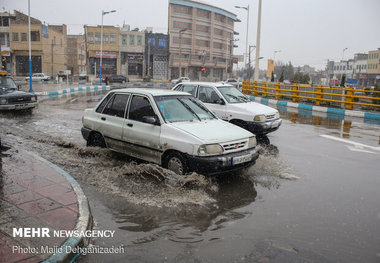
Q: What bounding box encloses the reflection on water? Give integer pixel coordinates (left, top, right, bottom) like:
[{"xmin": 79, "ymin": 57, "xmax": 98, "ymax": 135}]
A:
[{"xmin": 277, "ymin": 107, "xmax": 380, "ymax": 144}]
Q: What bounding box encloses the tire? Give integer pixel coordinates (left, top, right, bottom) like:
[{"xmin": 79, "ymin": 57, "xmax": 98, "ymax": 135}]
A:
[
  {"xmin": 164, "ymin": 152, "xmax": 188, "ymax": 175},
  {"xmin": 87, "ymin": 132, "xmax": 106, "ymax": 148}
]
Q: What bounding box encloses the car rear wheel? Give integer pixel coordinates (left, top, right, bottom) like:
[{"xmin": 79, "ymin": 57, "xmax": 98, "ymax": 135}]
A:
[
  {"xmin": 164, "ymin": 152, "xmax": 188, "ymax": 175},
  {"xmin": 87, "ymin": 132, "xmax": 106, "ymax": 148}
]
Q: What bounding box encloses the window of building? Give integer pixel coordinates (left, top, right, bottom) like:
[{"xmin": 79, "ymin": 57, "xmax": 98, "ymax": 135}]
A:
[
  {"xmin": 213, "ymin": 42, "xmax": 224, "ymax": 50},
  {"xmin": 12, "ymin": 32, "xmax": 19, "ymax": 41},
  {"xmin": 214, "ymin": 28, "xmax": 224, "ymax": 36},
  {"xmin": 103, "ymin": 33, "xmax": 109, "ymax": 44},
  {"xmin": 122, "ymin": 34, "xmax": 127, "ymax": 45},
  {"xmin": 197, "ymin": 9, "xmax": 211, "ymax": 19},
  {"xmin": 129, "ymin": 35, "xmax": 135, "ymax": 45},
  {"xmin": 214, "ymin": 14, "xmax": 226, "ymax": 23},
  {"xmin": 137, "ymin": 35, "xmax": 142, "ymax": 45},
  {"xmin": 0, "ymin": 17, "xmax": 9, "ymax": 27},
  {"xmin": 88, "ymin": 32, "xmax": 94, "ymax": 43},
  {"xmin": 21, "ymin": 33, "xmax": 27, "ymax": 41},
  {"xmin": 196, "ymin": 39, "xmax": 209, "ymax": 47},
  {"xmin": 95, "ymin": 33, "xmax": 101, "ymax": 43},
  {"xmin": 158, "ymin": 38, "xmax": 166, "ymax": 47},
  {"xmin": 148, "ymin": 37, "xmax": 155, "ymax": 46},
  {"xmin": 173, "ymin": 21, "xmax": 192, "ymax": 30},
  {"xmin": 110, "ymin": 34, "xmax": 116, "ymax": 44},
  {"xmin": 196, "ymin": 24, "xmax": 210, "ymax": 33},
  {"xmin": 0, "ymin": 33, "xmax": 5, "ymax": 45},
  {"xmin": 31, "ymin": 31, "xmax": 40, "ymax": 41},
  {"xmin": 173, "ymin": 4, "xmax": 192, "ymax": 15}
]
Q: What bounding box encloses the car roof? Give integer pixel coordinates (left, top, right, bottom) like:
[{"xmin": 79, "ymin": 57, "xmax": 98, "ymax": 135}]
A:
[
  {"xmin": 176, "ymin": 81, "xmax": 233, "ymax": 87},
  {"xmin": 111, "ymin": 88, "xmax": 190, "ymax": 97}
]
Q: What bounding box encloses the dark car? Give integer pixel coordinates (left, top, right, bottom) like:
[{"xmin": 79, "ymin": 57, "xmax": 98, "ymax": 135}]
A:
[
  {"xmin": 0, "ymin": 71, "xmax": 38, "ymax": 111},
  {"xmin": 106, "ymin": 75, "xmax": 129, "ymax": 83}
]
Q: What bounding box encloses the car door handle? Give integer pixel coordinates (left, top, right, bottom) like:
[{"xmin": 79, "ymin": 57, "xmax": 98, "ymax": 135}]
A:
[
  {"xmin": 127, "ymin": 123, "xmax": 133, "ymax": 127},
  {"xmin": 101, "ymin": 117, "xmax": 106, "ymax": 121}
]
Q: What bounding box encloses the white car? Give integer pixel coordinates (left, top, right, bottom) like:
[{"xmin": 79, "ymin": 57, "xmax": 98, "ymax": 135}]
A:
[
  {"xmin": 81, "ymin": 88, "xmax": 259, "ymax": 175},
  {"xmin": 25, "ymin": 73, "xmax": 50, "ymax": 82},
  {"xmin": 171, "ymin": 77, "xmax": 190, "ymax": 85},
  {"xmin": 173, "ymin": 82, "xmax": 282, "ymax": 136}
]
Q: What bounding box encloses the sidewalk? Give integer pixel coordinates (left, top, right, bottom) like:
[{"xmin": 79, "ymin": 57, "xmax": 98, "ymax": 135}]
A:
[{"xmin": 0, "ymin": 146, "xmax": 92, "ymax": 262}]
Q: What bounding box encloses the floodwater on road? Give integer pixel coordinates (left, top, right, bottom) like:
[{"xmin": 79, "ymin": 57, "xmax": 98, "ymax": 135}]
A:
[{"xmin": 0, "ymin": 91, "xmax": 379, "ymax": 263}]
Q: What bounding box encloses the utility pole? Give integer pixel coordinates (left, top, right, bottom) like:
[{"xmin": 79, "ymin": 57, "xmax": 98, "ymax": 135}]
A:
[
  {"xmin": 254, "ymin": 0, "xmax": 262, "ymax": 81},
  {"xmin": 51, "ymin": 40, "xmax": 54, "ymax": 77}
]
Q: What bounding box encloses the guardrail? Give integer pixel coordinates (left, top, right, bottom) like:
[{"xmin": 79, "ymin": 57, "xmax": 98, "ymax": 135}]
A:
[{"xmin": 242, "ymin": 81, "xmax": 380, "ymax": 110}]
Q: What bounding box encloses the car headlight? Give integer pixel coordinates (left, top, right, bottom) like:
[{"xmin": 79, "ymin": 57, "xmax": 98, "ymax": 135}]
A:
[
  {"xmin": 275, "ymin": 111, "xmax": 280, "ymax": 119},
  {"xmin": 31, "ymin": 96, "xmax": 37, "ymax": 102},
  {"xmin": 254, "ymin": 114, "xmax": 266, "ymax": 122},
  {"xmin": 248, "ymin": 136, "xmax": 257, "ymax": 148},
  {"xmin": 0, "ymin": 98, "xmax": 7, "ymax": 104},
  {"xmin": 198, "ymin": 144, "xmax": 223, "ymax": 156}
]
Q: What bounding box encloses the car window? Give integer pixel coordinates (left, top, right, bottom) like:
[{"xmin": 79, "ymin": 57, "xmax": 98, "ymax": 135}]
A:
[
  {"xmin": 173, "ymin": 84, "xmax": 183, "ymax": 91},
  {"xmin": 217, "ymin": 86, "xmax": 250, "ymax": 103},
  {"xmin": 0, "ymin": 77, "xmax": 18, "ymax": 93},
  {"xmin": 102, "ymin": 94, "xmax": 130, "ymax": 118},
  {"xmin": 198, "ymin": 86, "xmax": 221, "ymax": 104},
  {"xmin": 155, "ymin": 95, "xmax": 214, "ymax": 123},
  {"xmin": 129, "ymin": 95, "xmax": 156, "ymax": 122},
  {"xmin": 181, "ymin": 84, "xmax": 197, "ymax": 96},
  {"xmin": 96, "ymin": 93, "xmax": 114, "ymax": 113}
]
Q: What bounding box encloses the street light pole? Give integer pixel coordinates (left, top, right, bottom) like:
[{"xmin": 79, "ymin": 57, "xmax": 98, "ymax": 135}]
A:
[
  {"xmin": 235, "ymin": 5, "xmax": 249, "ymax": 80},
  {"xmin": 248, "ymin": 45, "xmax": 256, "ymax": 80},
  {"xmin": 100, "ymin": 10, "xmax": 116, "ymax": 85},
  {"xmin": 28, "ymin": 0, "xmax": 33, "ymax": 92},
  {"xmin": 342, "ymin": 47, "xmax": 348, "ymax": 60},
  {"xmin": 254, "ymin": 0, "xmax": 262, "ymax": 81}
]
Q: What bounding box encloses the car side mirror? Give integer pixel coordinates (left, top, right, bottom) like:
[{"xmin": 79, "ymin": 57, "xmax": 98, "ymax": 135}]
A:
[
  {"xmin": 218, "ymin": 99, "xmax": 225, "ymax": 105},
  {"xmin": 142, "ymin": 115, "xmax": 160, "ymax": 126}
]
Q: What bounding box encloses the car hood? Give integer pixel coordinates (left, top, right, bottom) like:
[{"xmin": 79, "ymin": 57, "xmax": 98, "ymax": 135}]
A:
[
  {"xmin": 231, "ymin": 101, "xmax": 278, "ymax": 115},
  {"xmin": 169, "ymin": 119, "xmax": 253, "ymax": 143},
  {"xmin": 0, "ymin": 90, "xmax": 35, "ymax": 98}
]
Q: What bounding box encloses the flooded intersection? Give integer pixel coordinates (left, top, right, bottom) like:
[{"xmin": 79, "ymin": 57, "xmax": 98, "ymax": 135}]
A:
[{"xmin": 0, "ymin": 92, "xmax": 379, "ymax": 262}]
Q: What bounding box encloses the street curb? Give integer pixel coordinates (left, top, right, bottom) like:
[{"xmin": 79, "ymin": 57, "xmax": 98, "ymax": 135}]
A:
[
  {"xmin": 35, "ymin": 85, "xmax": 111, "ymax": 96},
  {"xmin": 250, "ymin": 96, "xmax": 380, "ymax": 121},
  {"xmin": 24, "ymin": 151, "xmax": 93, "ymax": 263}
]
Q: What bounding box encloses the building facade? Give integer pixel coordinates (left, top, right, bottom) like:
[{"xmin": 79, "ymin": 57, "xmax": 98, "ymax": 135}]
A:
[
  {"xmin": 168, "ymin": 0, "xmax": 239, "ymax": 81},
  {"xmin": 367, "ymin": 49, "xmax": 380, "ymax": 86},
  {"xmin": 119, "ymin": 25, "xmax": 145, "ymax": 80},
  {"xmin": 0, "ymin": 12, "xmax": 15, "ymax": 73},
  {"xmin": 84, "ymin": 25, "xmax": 119, "ymax": 78},
  {"xmin": 9, "ymin": 11, "xmax": 67, "ymax": 77},
  {"xmin": 145, "ymin": 32, "xmax": 169, "ymax": 80},
  {"xmin": 67, "ymin": 35, "xmax": 86, "ymax": 76}
]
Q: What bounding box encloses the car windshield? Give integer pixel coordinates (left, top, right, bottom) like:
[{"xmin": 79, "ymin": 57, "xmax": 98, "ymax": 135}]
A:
[
  {"xmin": 217, "ymin": 86, "xmax": 250, "ymax": 103},
  {"xmin": 0, "ymin": 76, "xmax": 18, "ymax": 95},
  {"xmin": 155, "ymin": 95, "xmax": 215, "ymax": 123}
]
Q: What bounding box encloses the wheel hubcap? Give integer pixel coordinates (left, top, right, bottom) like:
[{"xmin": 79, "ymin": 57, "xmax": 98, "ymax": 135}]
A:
[{"xmin": 167, "ymin": 157, "xmax": 184, "ymax": 175}]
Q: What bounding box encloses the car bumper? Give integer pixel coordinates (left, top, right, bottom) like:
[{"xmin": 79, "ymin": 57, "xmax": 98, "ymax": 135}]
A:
[
  {"xmin": 186, "ymin": 147, "xmax": 259, "ymax": 175},
  {"xmin": 81, "ymin": 127, "xmax": 92, "ymax": 141},
  {"xmin": 0, "ymin": 102, "xmax": 37, "ymax": 110},
  {"xmin": 247, "ymin": 118, "xmax": 282, "ymax": 135}
]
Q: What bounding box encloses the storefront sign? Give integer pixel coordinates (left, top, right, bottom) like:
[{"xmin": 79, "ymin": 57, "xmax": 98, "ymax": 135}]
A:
[
  {"xmin": 127, "ymin": 53, "xmax": 144, "ymax": 62},
  {"xmin": 1, "ymin": 47, "xmax": 10, "ymax": 56},
  {"xmin": 96, "ymin": 51, "xmax": 117, "ymax": 59}
]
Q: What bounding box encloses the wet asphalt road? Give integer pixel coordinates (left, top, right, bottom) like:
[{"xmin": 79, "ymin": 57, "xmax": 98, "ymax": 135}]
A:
[{"xmin": 0, "ymin": 91, "xmax": 379, "ymax": 263}]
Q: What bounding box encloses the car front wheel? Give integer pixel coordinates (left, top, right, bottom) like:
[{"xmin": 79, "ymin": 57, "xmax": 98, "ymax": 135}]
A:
[{"xmin": 164, "ymin": 152, "xmax": 188, "ymax": 175}]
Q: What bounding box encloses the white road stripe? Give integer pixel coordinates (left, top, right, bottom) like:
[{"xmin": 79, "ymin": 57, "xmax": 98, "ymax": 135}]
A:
[{"xmin": 320, "ymin": 134, "xmax": 380, "ymax": 152}]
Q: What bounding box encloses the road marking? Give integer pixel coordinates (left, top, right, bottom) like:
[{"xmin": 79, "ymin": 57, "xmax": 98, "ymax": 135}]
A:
[{"xmin": 320, "ymin": 134, "xmax": 380, "ymax": 153}]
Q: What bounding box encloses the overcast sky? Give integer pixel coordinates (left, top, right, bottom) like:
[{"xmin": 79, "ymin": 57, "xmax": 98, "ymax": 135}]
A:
[{"xmin": 2, "ymin": 0, "xmax": 380, "ymax": 70}]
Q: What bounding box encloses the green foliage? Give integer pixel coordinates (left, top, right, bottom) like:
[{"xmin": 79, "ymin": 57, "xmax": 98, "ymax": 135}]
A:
[
  {"xmin": 290, "ymin": 73, "xmax": 310, "ymax": 84},
  {"xmin": 340, "ymin": 74, "xmax": 346, "ymax": 87},
  {"xmin": 373, "ymin": 83, "xmax": 380, "ymax": 105},
  {"xmin": 279, "ymin": 71, "xmax": 284, "ymax": 83}
]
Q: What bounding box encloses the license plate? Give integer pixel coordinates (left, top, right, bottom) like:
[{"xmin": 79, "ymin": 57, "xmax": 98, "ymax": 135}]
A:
[{"xmin": 232, "ymin": 154, "xmax": 252, "ymax": 165}]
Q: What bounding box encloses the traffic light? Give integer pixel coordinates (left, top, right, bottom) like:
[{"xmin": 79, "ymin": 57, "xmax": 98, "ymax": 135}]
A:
[{"xmin": 201, "ymin": 67, "xmax": 206, "ymax": 72}]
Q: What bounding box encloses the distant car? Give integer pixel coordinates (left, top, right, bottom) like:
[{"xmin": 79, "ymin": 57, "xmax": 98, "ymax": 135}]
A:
[
  {"xmin": 221, "ymin": 79, "xmax": 241, "ymax": 88},
  {"xmin": 81, "ymin": 88, "xmax": 259, "ymax": 175},
  {"xmin": 1, "ymin": 71, "xmax": 38, "ymax": 111},
  {"xmin": 173, "ymin": 82, "xmax": 282, "ymax": 136},
  {"xmin": 25, "ymin": 73, "xmax": 50, "ymax": 82},
  {"xmin": 171, "ymin": 77, "xmax": 190, "ymax": 85},
  {"xmin": 106, "ymin": 75, "xmax": 129, "ymax": 83},
  {"xmin": 79, "ymin": 72, "xmax": 88, "ymax": 81}
]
